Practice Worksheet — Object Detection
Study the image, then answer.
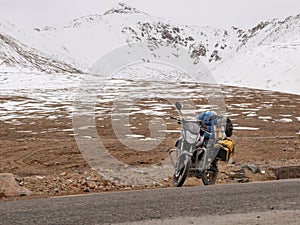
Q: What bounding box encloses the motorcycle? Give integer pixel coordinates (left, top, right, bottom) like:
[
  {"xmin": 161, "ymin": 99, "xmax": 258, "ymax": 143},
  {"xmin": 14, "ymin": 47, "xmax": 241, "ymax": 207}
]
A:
[{"xmin": 169, "ymin": 102, "xmax": 219, "ymax": 187}]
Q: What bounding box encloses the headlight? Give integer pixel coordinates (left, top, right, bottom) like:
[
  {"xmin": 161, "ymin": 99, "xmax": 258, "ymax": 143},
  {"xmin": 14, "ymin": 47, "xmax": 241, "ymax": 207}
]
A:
[{"xmin": 185, "ymin": 130, "xmax": 199, "ymax": 144}]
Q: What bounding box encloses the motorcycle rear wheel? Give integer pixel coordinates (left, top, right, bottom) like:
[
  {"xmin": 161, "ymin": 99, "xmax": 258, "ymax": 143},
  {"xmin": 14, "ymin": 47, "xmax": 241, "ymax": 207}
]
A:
[
  {"xmin": 173, "ymin": 158, "xmax": 191, "ymax": 187},
  {"xmin": 201, "ymin": 167, "xmax": 218, "ymax": 185}
]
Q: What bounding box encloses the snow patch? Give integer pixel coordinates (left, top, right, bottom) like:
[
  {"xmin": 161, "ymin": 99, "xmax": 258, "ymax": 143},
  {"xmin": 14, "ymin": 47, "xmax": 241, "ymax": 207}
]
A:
[
  {"xmin": 234, "ymin": 127, "xmax": 260, "ymax": 131},
  {"xmin": 277, "ymin": 118, "xmax": 293, "ymax": 123},
  {"xmin": 246, "ymin": 113, "xmax": 257, "ymax": 117},
  {"xmin": 258, "ymin": 116, "xmax": 272, "ymax": 120},
  {"xmin": 125, "ymin": 134, "xmax": 145, "ymax": 138}
]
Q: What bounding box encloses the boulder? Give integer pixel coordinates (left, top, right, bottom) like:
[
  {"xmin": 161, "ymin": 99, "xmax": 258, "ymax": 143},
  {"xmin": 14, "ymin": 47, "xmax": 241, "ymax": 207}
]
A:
[
  {"xmin": 242, "ymin": 164, "xmax": 260, "ymax": 174},
  {"xmin": 0, "ymin": 173, "xmax": 32, "ymax": 197}
]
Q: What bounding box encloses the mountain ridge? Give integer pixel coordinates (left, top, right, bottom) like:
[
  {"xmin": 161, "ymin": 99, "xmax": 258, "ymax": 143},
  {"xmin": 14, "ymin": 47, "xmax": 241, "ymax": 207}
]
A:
[{"xmin": 0, "ymin": 2, "xmax": 299, "ymax": 93}]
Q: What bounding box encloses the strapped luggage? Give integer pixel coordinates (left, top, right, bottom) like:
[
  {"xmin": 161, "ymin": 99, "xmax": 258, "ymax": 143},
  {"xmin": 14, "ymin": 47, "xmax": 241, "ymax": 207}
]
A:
[{"xmin": 216, "ymin": 137, "xmax": 235, "ymax": 162}]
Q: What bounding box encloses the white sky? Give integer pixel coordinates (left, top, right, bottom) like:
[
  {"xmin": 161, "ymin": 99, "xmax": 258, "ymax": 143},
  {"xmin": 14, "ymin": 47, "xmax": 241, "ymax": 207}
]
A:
[{"xmin": 0, "ymin": 0, "xmax": 299, "ymax": 29}]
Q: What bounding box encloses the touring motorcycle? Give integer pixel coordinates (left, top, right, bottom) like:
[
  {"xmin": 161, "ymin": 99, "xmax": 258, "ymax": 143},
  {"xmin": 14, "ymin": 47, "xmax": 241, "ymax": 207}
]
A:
[{"xmin": 169, "ymin": 102, "xmax": 220, "ymax": 186}]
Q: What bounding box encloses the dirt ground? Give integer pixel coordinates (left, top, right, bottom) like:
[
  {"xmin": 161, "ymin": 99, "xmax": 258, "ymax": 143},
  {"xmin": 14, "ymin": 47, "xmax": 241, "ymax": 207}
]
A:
[{"xmin": 0, "ymin": 84, "xmax": 299, "ymax": 200}]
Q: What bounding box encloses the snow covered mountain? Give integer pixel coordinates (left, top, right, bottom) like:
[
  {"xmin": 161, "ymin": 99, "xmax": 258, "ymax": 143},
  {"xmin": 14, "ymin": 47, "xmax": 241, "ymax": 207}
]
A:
[
  {"xmin": 32, "ymin": 3, "xmax": 242, "ymax": 70},
  {"xmin": 0, "ymin": 19, "xmax": 81, "ymax": 74},
  {"xmin": 214, "ymin": 15, "xmax": 300, "ymax": 93},
  {"xmin": 0, "ymin": 3, "xmax": 299, "ymax": 94}
]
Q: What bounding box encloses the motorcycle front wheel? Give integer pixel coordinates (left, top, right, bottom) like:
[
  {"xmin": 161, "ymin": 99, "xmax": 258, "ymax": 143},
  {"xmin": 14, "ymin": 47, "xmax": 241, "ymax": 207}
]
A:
[{"xmin": 173, "ymin": 156, "xmax": 191, "ymax": 187}]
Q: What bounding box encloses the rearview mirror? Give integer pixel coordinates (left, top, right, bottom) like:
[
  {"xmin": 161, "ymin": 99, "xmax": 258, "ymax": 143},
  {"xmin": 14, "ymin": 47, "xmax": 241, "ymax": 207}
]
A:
[{"xmin": 175, "ymin": 102, "xmax": 182, "ymax": 111}]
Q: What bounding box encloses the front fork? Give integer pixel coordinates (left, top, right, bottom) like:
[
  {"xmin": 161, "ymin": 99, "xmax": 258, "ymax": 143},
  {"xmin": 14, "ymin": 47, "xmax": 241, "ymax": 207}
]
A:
[{"xmin": 169, "ymin": 139, "xmax": 193, "ymax": 171}]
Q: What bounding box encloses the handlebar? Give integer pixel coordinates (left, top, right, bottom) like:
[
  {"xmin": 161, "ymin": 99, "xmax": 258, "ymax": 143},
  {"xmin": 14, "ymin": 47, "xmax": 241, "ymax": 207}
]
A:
[
  {"xmin": 169, "ymin": 117, "xmax": 211, "ymax": 134},
  {"xmin": 170, "ymin": 116, "xmax": 201, "ymax": 124},
  {"xmin": 170, "ymin": 116, "xmax": 181, "ymax": 124}
]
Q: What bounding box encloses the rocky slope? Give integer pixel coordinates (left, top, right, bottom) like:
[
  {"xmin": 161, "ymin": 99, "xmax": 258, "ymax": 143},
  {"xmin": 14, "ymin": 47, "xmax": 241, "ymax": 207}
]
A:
[{"xmin": 0, "ymin": 31, "xmax": 81, "ymax": 73}]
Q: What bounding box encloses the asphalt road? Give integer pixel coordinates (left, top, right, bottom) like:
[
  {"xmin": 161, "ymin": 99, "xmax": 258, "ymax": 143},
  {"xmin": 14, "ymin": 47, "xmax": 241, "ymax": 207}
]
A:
[{"xmin": 1, "ymin": 179, "xmax": 299, "ymax": 225}]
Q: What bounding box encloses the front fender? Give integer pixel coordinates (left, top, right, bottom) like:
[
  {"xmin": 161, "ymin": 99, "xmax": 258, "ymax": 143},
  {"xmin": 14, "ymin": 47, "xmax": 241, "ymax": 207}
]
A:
[{"xmin": 175, "ymin": 138, "xmax": 182, "ymax": 148}]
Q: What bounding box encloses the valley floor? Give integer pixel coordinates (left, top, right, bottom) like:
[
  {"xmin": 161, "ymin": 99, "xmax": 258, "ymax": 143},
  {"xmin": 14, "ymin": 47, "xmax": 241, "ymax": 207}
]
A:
[{"xmin": 0, "ymin": 76, "xmax": 299, "ymax": 200}]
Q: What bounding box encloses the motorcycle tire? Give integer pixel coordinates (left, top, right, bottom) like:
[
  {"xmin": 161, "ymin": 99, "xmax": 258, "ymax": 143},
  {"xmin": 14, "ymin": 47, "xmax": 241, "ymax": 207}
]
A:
[
  {"xmin": 173, "ymin": 157, "xmax": 191, "ymax": 187},
  {"xmin": 201, "ymin": 166, "xmax": 218, "ymax": 185}
]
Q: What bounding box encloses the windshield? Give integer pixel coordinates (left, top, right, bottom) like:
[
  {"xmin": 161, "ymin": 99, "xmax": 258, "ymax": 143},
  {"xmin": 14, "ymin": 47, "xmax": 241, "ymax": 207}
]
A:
[{"xmin": 183, "ymin": 121, "xmax": 200, "ymax": 134}]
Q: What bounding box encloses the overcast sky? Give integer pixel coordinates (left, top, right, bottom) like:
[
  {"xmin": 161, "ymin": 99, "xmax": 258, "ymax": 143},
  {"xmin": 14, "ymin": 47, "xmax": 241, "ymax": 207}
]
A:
[{"xmin": 0, "ymin": 0, "xmax": 299, "ymax": 29}]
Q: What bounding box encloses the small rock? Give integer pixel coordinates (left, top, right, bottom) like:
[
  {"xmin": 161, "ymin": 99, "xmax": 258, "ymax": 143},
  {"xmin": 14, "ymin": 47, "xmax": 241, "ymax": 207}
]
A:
[
  {"xmin": 242, "ymin": 164, "xmax": 260, "ymax": 174},
  {"xmin": 87, "ymin": 182, "xmax": 96, "ymax": 189},
  {"xmin": 60, "ymin": 172, "xmax": 67, "ymax": 176},
  {"xmin": 15, "ymin": 176, "xmax": 22, "ymax": 183},
  {"xmin": 91, "ymin": 177, "xmax": 99, "ymax": 182},
  {"xmin": 19, "ymin": 192, "xmax": 27, "ymax": 196},
  {"xmin": 84, "ymin": 187, "xmax": 91, "ymax": 192},
  {"xmin": 67, "ymin": 179, "xmax": 74, "ymax": 184},
  {"xmin": 0, "ymin": 189, "xmax": 6, "ymax": 198},
  {"xmin": 234, "ymin": 178, "xmax": 249, "ymax": 183},
  {"xmin": 35, "ymin": 175, "xmax": 45, "ymax": 180},
  {"xmin": 229, "ymin": 169, "xmax": 246, "ymax": 179},
  {"xmin": 77, "ymin": 170, "xmax": 84, "ymax": 174}
]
